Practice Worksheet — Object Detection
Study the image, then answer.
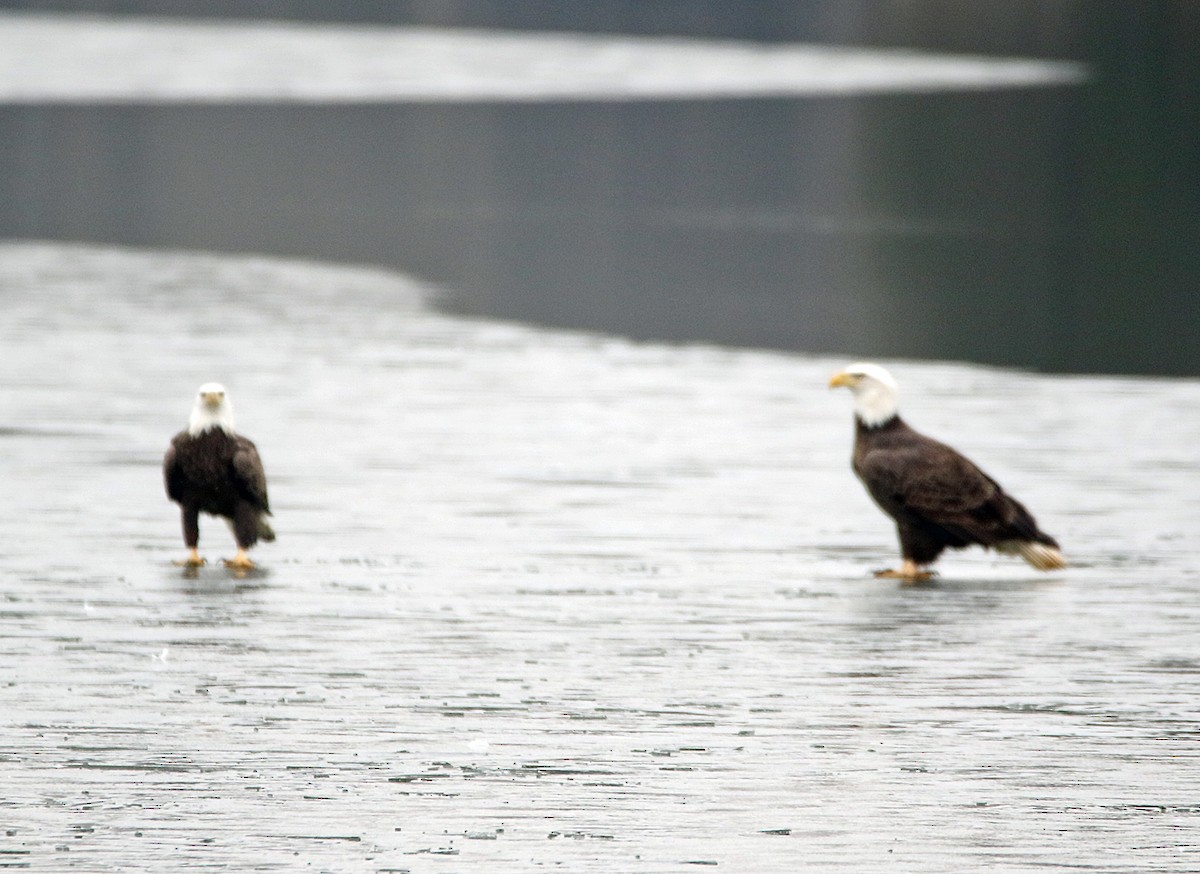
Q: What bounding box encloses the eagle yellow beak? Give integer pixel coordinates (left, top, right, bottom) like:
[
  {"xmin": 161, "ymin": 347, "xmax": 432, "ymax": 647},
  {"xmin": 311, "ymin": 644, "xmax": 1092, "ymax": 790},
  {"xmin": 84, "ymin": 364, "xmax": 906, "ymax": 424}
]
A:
[
  {"xmin": 202, "ymin": 393, "xmax": 223, "ymax": 408},
  {"xmin": 829, "ymin": 371, "xmax": 856, "ymax": 389}
]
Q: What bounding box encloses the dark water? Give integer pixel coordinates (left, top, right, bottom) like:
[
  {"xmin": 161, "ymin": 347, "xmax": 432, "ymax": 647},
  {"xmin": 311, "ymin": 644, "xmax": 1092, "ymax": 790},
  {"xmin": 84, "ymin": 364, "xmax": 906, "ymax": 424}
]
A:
[
  {"xmin": 0, "ymin": 10, "xmax": 1195, "ymax": 375},
  {"xmin": 2, "ymin": 242, "xmax": 1199, "ymax": 871}
]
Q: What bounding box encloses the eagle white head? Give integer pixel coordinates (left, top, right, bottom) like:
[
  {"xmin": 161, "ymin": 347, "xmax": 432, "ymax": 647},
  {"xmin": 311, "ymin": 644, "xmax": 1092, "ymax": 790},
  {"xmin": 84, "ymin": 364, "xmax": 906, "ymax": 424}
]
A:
[
  {"xmin": 829, "ymin": 362, "xmax": 899, "ymax": 427},
  {"xmin": 188, "ymin": 382, "xmax": 236, "ymax": 435}
]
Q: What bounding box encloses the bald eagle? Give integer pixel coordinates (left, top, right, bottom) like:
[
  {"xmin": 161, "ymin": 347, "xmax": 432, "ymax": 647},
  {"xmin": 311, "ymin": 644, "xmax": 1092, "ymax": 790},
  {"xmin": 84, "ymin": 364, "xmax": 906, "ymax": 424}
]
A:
[
  {"xmin": 829, "ymin": 363, "xmax": 1064, "ymax": 581},
  {"xmin": 163, "ymin": 383, "xmax": 274, "ymax": 569}
]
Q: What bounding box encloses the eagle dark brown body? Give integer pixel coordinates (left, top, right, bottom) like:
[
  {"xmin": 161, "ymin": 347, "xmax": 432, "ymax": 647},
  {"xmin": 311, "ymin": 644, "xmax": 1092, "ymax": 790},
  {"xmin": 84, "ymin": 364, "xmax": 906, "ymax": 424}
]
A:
[
  {"xmin": 853, "ymin": 415, "xmax": 1060, "ymax": 568},
  {"xmin": 164, "ymin": 429, "xmax": 273, "ymax": 550}
]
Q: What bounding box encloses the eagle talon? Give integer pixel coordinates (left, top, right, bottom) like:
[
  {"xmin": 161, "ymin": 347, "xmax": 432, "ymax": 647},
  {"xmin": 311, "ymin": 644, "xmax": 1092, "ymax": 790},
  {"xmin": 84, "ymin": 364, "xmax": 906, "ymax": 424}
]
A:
[
  {"xmin": 222, "ymin": 549, "xmax": 256, "ymax": 571},
  {"xmin": 873, "ymin": 568, "xmax": 935, "ymax": 582},
  {"xmin": 173, "ymin": 549, "xmax": 207, "ymax": 568},
  {"xmin": 873, "ymin": 560, "xmax": 935, "ymax": 582}
]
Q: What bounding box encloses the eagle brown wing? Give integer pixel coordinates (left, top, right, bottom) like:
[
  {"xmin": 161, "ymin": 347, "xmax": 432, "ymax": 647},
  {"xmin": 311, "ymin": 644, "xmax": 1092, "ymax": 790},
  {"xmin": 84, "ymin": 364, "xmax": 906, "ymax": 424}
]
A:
[
  {"xmin": 857, "ymin": 433, "xmax": 1034, "ymax": 547},
  {"xmin": 231, "ymin": 436, "xmax": 270, "ymax": 513},
  {"xmin": 163, "ymin": 434, "xmax": 186, "ymax": 502}
]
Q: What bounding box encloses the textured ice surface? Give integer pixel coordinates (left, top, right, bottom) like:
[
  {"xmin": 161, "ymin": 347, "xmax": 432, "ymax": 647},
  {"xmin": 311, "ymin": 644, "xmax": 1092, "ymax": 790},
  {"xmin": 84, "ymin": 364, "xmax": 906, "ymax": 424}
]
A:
[{"xmin": 0, "ymin": 242, "xmax": 1197, "ymax": 872}]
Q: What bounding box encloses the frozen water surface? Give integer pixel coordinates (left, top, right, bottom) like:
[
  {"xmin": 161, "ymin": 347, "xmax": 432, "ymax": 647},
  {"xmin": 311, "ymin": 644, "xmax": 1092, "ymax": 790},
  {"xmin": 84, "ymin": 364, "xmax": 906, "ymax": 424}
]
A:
[{"xmin": 0, "ymin": 241, "xmax": 1198, "ymax": 871}]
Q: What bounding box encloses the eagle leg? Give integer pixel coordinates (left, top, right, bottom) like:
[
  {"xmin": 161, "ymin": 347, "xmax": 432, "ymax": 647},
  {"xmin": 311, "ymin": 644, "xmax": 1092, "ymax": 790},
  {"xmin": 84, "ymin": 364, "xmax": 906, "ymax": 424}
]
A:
[
  {"xmin": 173, "ymin": 548, "xmax": 207, "ymax": 568},
  {"xmin": 873, "ymin": 559, "xmax": 935, "ymax": 582},
  {"xmin": 222, "ymin": 548, "xmax": 256, "ymax": 571}
]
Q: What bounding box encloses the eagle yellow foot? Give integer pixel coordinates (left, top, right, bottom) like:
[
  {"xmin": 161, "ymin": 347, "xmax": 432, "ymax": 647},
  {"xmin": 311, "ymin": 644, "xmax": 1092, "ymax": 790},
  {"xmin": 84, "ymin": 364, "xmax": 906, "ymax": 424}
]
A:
[
  {"xmin": 173, "ymin": 549, "xmax": 206, "ymax": 567},
  {"xmin": 873, "ymin": 560, "xmax": 935, "ymax": 583},
  {"xmin": 222, "ymin": 549, "xmax": 256, "ymax": 571}
]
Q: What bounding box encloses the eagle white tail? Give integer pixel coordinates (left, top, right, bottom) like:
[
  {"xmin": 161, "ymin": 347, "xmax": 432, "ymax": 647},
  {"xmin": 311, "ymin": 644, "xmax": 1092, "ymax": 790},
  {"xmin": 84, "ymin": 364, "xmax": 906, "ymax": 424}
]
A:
[{"xmin": 998, "ymin": 540, "xmax": 1066, "ymax": 571}]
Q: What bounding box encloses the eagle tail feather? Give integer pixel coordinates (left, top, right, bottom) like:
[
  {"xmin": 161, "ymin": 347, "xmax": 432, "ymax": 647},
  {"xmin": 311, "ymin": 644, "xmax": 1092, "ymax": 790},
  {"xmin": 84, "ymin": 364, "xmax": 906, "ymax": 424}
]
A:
[
  {"xmin": 258, "ymin": 516, "xmax": 276, "ymax": 543},
  {"xmin": 998, "ymin": 540, "xmax": 1065, "ymax": 571}
]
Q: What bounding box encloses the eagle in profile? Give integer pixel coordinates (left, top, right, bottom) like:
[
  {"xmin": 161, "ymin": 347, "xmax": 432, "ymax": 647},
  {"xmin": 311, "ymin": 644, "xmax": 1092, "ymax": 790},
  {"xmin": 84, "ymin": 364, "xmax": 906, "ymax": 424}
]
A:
[
  {"xmin": 163, "ymin": 383, "xmax": 274, "ymax": 570},
  {"xmin": 829, "ymin": 363, "xmax": 1064, "ymax": 581}
]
